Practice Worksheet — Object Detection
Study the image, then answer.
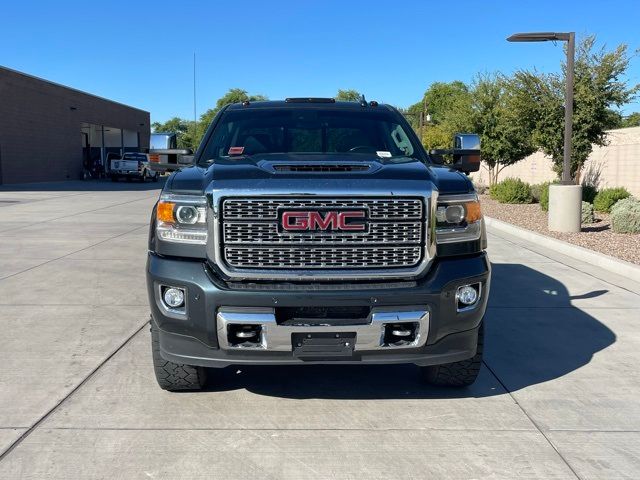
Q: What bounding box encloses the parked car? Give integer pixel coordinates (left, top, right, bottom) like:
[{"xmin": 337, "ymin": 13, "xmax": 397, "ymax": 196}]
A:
[
  {"xmin": 110, "ymin": 152, "xmax": 158, "ymax": 182},
  {"xmin": 146, "ymin": 98, "xmax": 488, "ymax": 391}
]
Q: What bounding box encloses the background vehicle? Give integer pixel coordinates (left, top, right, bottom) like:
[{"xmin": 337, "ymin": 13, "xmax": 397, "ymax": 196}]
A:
[
  {"xmin": 110, "ymin": 152, "xmax": 158, "ymax": 182},
  {"xmin": 146, "ymin": 98, "xmax": 488, "ymax": 391}
]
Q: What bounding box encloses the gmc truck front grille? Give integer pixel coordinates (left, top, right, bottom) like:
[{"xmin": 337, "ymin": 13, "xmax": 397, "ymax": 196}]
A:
[
  {"xmin": 220, "ymin": 197, "xmax": 424, "ymax": 272},
  {"xmin": 224, "ymin": 246, "xmax": 422, "ymax": 269},
  {"xmin": 223, "ymin": 198, "xmax": 422, "ymax": 220},
  {"xmin": 223, "ymin": 222, "xmax": 422, "ymax": 244}
]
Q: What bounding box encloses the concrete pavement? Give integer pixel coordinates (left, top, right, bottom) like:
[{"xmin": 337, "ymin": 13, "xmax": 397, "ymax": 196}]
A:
[{"xmin": 0, "ymin": 181, "xmax": 638, "ymax": 479}]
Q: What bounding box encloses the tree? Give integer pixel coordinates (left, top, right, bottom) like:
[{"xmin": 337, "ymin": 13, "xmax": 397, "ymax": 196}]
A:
[
  {"xmin": 407, "ymin": 81, "xmax": 474, "ymax": 149},
  {"xmin": 621, "ymin": 112, "xmax": 640, "ymax": 127},
  {"xmin": 151, "ymin": 117, "xmax": 197, "ymax": 150},
  {"xmin": 335, "ymin": 89, "xmax": 361, "ymax": 101},
  {"xmin": 197, "ymin": 88, "xmax": 268, "ymax": 145},
  {"xmin": 513, "ymin": 36, "xmax": 639, "ymax": 181},
  {"xmin": 470, "ymin": 75, "xmax": 536, "ymax": 185}
]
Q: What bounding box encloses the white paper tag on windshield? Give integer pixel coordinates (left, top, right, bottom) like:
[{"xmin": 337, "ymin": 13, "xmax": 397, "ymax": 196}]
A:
[{"xmin": 376, "ymin": 151, "xmax": 392, "ymax": 158}]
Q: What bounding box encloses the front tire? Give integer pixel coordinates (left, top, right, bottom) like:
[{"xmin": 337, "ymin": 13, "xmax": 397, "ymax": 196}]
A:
[
  {"xmin": 420, "ymin": 323, "xmax": 484, "ymax": 387},
  {"xmin": 151, "ymin": 321, "xmax": 207, "ymax": 391}
]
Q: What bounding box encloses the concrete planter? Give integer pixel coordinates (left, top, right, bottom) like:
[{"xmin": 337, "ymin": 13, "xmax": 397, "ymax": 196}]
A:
[{"xmin": 548, "ymin": 184, "xmax": 582, "ymax": 233}]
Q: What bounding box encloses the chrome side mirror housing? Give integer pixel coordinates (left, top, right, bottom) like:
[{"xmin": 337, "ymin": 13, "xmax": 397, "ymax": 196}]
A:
[
  {"xmin": 428, "ymin": 133, "xmax": 481, "ymax": 173},
  {"xmin": 452, "ymin": 133, "xmax": 481, "ymax": 173}
]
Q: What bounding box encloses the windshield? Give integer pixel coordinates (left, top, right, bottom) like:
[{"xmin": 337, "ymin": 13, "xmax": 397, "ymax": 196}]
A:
[{"xmin": 199, "ymin": 108, "xmax": 421, "ymax": 164}]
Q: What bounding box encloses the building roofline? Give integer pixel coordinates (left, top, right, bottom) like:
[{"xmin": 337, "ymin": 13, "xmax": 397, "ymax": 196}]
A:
[{"xmin": 0, "ymin": 65, "xmax": 149, "ymax": 114}]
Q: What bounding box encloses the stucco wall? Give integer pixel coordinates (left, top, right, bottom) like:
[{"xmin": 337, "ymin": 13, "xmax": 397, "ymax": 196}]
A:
[{"xmin": 471, "ymin": 126, "xmax": 640, "ymax": 196}]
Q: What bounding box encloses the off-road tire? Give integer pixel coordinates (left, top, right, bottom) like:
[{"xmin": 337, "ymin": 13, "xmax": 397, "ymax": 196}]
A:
[
  {"xmin": 420, "ymin": 323, "xmax": 484, "ymax": 387},
  {"xmin": 151, "ymin": 321, "xmax": 207, "ymax": 391}
]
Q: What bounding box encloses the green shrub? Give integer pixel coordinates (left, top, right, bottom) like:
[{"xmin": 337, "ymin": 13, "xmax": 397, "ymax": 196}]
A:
[
  {"xmin": 489, "ymin": 183, "xmax": 499, "ymax": 200},
  {"xmin": 593, "ymin": 187, "xmax": 631, "ymax": 213},
  {"xmin": 530, "ymin": 183, "xmax": 543, "ymax": 203},
  {"xmin": 581, "ymin": 201, "xmax": 595, "ymax": 224},
  {"xmin": 539, "ymin": 182, "xmax": 552, "ymax": 211},
  {"xmin": 581, "ymin": 184, "xmax": 598, "ymax": 204},
  {"xmin": 610, "ymin": 197, "xmax": 640, "ymax": 233},
  {"xmin": 491, "ymin": 178, "xmax": 533, "ymax": 204}
]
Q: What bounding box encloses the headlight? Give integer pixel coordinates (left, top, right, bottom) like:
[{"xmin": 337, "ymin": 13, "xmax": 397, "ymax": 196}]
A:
[
  {"xmin": 435, "ymin": 194, "xmax": 482, "ymax": 244},
  {"xmin": 156, "ymin": 194, "xmax": 207, "ymax": 244}
]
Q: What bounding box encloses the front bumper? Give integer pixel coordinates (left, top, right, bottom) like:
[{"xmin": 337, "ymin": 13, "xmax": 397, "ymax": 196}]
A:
[{"xmin": 147, "ymin": 252, "xmax": 490, "ymax": 368}]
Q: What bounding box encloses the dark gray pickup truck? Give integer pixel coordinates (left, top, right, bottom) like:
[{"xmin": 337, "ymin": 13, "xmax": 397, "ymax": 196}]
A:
[{"xmin": 146, "ymin": 98, "xmax": 490, "ymax": 391}]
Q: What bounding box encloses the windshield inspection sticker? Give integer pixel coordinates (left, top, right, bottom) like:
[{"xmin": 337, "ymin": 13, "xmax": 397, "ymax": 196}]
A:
[
  {"xmin": 376, "ymin": 151, "xmax": 392, "ymax": 158},
  {"xmin": 228, "ymin": 146, "xmax": 245, "ymax": 155}
]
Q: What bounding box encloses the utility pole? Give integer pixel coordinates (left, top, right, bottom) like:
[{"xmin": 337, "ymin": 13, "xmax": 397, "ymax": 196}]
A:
[
  {"xmin": 419, "ymin": 111, "xmax": 424, "ymax": 141},
  {"xmin": 562, "ymin": 32, "xmax": 575, "ymax": 184}
]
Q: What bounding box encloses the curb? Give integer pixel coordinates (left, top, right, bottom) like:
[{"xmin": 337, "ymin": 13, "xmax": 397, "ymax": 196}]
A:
[{"xmin": 484, "ymin": 216, "xmax": 640, "ymax": 284}]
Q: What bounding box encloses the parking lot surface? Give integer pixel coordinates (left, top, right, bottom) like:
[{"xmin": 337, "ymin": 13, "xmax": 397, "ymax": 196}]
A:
[{"xmin": 0, "ymin": 181, "xmax": 639, "ymax": 479}]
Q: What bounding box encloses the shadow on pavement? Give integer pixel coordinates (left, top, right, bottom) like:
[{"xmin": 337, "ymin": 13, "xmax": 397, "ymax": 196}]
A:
[
  {"xmin": 200, "ymin": 263, "xmax": 616, "ymax": 399},
  {"xmin": 0, "ymin": 178, "xmax": 166, "ymax": 193}
]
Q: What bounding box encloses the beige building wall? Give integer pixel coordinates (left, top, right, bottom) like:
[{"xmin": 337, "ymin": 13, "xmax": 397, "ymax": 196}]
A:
[{"xmin": 471, "ymin": 126, "xmax": 640, "ymax": 197}]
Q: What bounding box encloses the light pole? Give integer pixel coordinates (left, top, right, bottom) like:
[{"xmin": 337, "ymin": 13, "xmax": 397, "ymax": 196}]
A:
[{"xmin": 507, "ymin": 31, "xmax": 581, "ymax": 233}]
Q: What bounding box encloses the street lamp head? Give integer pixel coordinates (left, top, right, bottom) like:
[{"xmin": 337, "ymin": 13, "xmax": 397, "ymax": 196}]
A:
[{"xmin": 507, "ymin": 32, "xmax": 571, "ymax": 42}]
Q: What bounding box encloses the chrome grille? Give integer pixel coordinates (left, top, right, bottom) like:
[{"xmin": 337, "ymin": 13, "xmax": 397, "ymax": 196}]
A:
[
  {"xmin": 220, "ymin": 197, "xmax": 424, "ymax": 271},
  {"xmin": 223, "ymin": 198, "xmax": 422, "ymax": 220},
  {"xmin": 224, "ymin": 246, "xmax": 422, "ymax": 269},
  {"xmin": 224, "ymin": 222, "xmax": 422, "ymax": 244}
]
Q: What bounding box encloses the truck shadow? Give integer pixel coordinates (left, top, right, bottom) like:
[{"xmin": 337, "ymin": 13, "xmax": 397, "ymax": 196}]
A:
[{"xmin": 204, "ymin": 262, "xmax": 616, "ymax": 399}]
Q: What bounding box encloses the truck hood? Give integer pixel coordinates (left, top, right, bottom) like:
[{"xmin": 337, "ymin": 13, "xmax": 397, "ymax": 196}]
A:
[{"xmin": 166, "ymin": 155, "xmax": 474, "ymax": 197}]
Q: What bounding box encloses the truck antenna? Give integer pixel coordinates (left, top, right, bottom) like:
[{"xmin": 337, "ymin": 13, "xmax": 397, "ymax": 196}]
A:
[{"xmin": 193, "ymin": 52, "xmax": 197, "ymax": 148}]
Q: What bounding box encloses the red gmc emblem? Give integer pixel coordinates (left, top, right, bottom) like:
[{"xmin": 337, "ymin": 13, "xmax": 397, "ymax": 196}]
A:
[{"xmin": 281, "ymin": 210, "xmax": 366, "ymax": 231}]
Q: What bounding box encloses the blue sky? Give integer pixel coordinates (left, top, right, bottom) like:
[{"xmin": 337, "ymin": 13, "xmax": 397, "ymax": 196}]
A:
[{"xmin": 2, "ymin": 0, "xmax": 639, "ymax": 123}]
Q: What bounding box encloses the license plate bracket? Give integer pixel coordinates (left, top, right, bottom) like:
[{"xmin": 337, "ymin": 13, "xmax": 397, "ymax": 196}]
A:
[{"xmin": 292, "ymin": 332, "xmax": 356, "ymax": 359}]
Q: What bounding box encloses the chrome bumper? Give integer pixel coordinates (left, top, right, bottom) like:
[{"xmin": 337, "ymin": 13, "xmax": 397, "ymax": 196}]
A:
[{"xmin": 216, "ymin": 307, "xmax": 430, "ymax": 352}]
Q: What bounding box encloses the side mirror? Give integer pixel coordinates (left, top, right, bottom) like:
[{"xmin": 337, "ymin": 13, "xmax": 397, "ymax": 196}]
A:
[
  {"xmin": 149, "ymin": 148, "xmax": 193, "ymax": 156},
  {"xmin": 452, "ymin": 133, "xmax": 481, "ymax": 173},
  {"xmin": 178, "ymin": 155, "xmax": 195, "ymax": 165}
]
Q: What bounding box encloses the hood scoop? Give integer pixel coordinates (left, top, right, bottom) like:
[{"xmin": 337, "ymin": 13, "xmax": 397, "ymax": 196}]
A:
[
  {"xmin": 257, "ymin": 159, "xmax": 380, "ymax": 174},
  {"xmin": 273, "ymin": 163, "xmax": 370, "ymax": 173}
]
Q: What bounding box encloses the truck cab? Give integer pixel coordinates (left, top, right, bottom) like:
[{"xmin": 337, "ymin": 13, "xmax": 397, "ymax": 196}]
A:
[{"xmin": 146, "ymin": 98, "xmax": 489, "ymax": 391}]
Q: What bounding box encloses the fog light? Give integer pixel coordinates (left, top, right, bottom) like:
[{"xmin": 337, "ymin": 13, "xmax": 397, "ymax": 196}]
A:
[
  {"xmin": 163, "ymin": 287, "xmax": 185, "ymax": 308},
  {"xmin": 456, "ymin": 285, "xmax": 478, "ymax": 306}
]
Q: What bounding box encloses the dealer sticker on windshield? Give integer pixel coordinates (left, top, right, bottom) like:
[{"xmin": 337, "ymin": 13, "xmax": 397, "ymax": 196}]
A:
[
  {"xmin": 376, "ymin": 151, "xmax": 392, "ymax": 158},
  {"xmin": 228, "ymin": 146, "xmax": 245, "ymax": 155}
]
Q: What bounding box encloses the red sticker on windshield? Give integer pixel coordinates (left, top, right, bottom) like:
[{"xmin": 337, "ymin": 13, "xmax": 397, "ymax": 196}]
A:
[{"xmin": 228, "ymin": 146, "xmax": 245, "ymax": 155}]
